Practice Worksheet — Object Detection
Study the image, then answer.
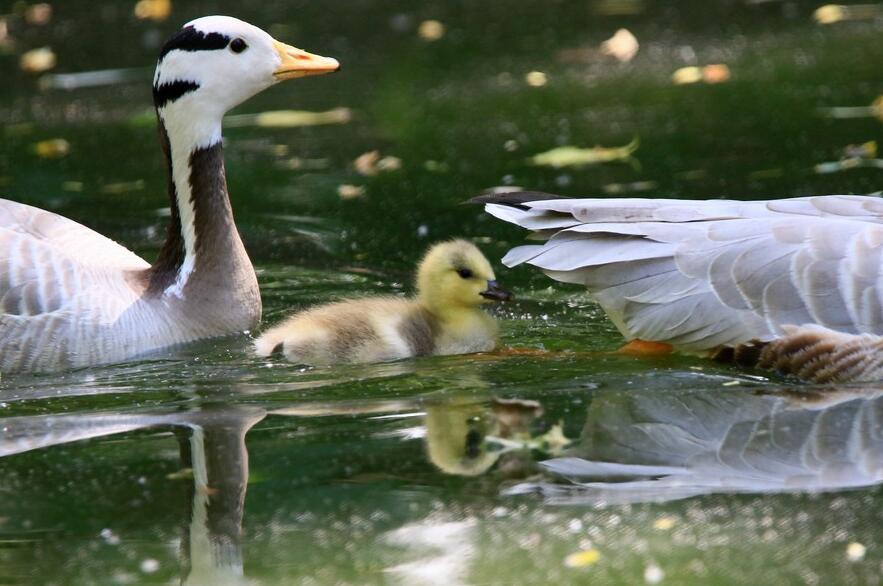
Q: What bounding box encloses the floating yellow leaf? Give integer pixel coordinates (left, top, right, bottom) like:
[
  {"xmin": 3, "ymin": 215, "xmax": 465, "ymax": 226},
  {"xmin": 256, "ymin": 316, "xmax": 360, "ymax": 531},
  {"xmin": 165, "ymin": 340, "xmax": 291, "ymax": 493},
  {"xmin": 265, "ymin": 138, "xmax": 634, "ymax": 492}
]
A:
[
  {"xmin": 529, "ymin": 138, "xmax": 639, "ymax": 168},
  {"xmin": 418, "ymin": 19, "xmax": 445, "ymax": 41},
  {"xmin": 20, "ymin": 46, "xmax": 55, "ymax": 73},
  {"xmin": 653, "ymin": 516, "xmax": 676, "ymax": 531},
  {"xmin": 814, "ymin": 3, "xmax": 882, "ymax": 24},
  {"xmin": 338, "ymin": 184, "xmax": 365, "ymax": 200},
  {"xmin": 564, "ymin": 548, "xmax": 601, "ymax": 568},
  {"xmin": 226, "ymin": 107, "xmax": 352, "ymax": 128},
  {"xmin": 355, "ymin": 150, "xmax": 402, "ymax": 176},
  {"xmin": 525, "ymin": 71, "xmax": 548, "ymax": 87},
  {"xmin": 600, "ymin": 28, "xmax": 639, "ymax": 62},
  {"xmin": 33, "ymin": 138, "xmax": 69, "ymax": 158},
  {"xmin": 673, "ymin": 64, "xmax": 730, "ymax": 85},
  {"xmin": 873, "ymin": 96, "xmax": 883, "ymax": 122},
  {"xmin": 134, "ymin": 0, "xmax": 171, "ymax": 21}
]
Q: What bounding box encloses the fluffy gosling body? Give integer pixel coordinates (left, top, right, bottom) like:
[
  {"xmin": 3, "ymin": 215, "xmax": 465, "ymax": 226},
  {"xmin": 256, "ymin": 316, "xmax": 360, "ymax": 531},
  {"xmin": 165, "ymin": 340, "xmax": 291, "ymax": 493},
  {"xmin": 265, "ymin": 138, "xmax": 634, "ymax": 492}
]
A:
[{"xmin": 254, "ymin": 240, "xmax": 512, "ymax": 364}]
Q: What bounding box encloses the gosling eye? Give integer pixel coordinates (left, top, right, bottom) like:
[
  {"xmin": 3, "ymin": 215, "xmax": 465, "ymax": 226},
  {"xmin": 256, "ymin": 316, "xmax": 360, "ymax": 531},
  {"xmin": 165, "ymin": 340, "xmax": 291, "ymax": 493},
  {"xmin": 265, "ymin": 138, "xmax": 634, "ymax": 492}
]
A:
[
  {"xmin": 230, "ymin": 38, "xmax": 248, "ymax": 54},
  {"xmin": 457, "ymin": 268, "xmax": 474, "ymax": 279}
]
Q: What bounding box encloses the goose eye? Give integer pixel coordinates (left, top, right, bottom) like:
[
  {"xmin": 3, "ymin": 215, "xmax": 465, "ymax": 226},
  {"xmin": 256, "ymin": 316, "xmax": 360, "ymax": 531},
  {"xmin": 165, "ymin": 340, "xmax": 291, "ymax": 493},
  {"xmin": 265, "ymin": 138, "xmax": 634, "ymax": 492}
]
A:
[
  {"xmin": 230, "ymin": 38, "xmax": 248, "ymax": 53},
  {"xmin": 457, "ymin": 268, "xmax": 473, "ymax": 279}
]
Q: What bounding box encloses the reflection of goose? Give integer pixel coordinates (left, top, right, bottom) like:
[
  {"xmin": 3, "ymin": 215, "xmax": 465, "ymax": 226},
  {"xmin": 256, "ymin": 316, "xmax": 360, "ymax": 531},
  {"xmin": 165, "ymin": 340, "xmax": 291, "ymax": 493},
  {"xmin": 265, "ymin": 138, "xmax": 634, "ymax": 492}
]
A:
[
  {"xmin": 512, "ymin": 388, "xmax": 883, "ymax": 504},
  {"xmin": 0, "ymin": 406, "xmax": 262, "ymax": 583},
  {"xmin": 476, "ymin": 192, "xmax": 883, "ymax": 380},
  {"xmin": 0, "ymin": 16, "xmax": 339, "ymax": 373}
]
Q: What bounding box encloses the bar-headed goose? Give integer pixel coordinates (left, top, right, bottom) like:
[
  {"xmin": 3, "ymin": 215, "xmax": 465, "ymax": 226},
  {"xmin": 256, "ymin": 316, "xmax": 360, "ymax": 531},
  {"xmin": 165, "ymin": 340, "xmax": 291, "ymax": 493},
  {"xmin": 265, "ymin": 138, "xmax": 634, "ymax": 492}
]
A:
[
  {"xmin": 476, "ymin": 192, "xmax": 883, "ymax": 381},
  {"xmin": 0, "ymin": 16, "xmax": 339, "ymax": 373},
  {"xmin": 254, "ymin": 239, "xmax": 513, "ymax": 364}
]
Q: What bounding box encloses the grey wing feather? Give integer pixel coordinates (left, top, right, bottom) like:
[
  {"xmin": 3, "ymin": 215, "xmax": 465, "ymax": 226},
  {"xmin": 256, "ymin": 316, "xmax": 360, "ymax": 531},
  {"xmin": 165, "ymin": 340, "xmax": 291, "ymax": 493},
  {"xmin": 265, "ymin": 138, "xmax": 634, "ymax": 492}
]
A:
[{"xmin": 487, "ymin": 195, "xmax": 883, "ymax": 351}]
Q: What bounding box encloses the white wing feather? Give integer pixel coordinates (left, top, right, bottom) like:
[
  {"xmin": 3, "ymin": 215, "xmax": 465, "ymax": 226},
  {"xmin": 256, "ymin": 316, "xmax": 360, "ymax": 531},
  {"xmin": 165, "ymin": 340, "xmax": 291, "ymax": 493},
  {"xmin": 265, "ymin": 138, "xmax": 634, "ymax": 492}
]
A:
[
  {"xmin": 0, "ymin": 199, "xmax": 149, "ymax": 371},
  {"xmin": 487, "ymin": 195, "xmax": 883, "ymax": 352}
]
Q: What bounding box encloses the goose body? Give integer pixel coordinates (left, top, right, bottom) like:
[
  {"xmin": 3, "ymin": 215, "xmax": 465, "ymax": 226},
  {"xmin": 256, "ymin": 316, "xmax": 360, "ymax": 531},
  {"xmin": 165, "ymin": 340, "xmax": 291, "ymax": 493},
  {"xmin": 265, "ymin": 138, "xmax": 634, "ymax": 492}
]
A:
[
  {"xmin": 478, "ymin": 192, "xmax": 883, "ymax": 378},
  {"xmin": 0, "ymin": 16, "xmax": 339, "ymax": 373},
  {"xmin": 254, "ymin": 240, "xmax": 512, "ymax": 365}
]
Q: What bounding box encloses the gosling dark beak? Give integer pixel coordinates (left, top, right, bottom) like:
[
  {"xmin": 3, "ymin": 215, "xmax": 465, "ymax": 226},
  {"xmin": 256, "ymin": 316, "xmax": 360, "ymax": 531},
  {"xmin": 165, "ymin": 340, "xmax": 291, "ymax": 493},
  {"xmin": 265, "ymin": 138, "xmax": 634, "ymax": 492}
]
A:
[{"xmin": 480, "ymin": 280, "xmax": 513, "ymax": 302}]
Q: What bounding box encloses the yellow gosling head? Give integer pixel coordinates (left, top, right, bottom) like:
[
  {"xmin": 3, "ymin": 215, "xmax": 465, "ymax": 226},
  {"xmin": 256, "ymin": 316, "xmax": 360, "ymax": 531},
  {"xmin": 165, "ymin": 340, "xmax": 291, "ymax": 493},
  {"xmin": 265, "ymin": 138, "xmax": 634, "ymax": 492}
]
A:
[{"xmin": 416, "ymin": 239, "xmax": 512, "ymax": 314}]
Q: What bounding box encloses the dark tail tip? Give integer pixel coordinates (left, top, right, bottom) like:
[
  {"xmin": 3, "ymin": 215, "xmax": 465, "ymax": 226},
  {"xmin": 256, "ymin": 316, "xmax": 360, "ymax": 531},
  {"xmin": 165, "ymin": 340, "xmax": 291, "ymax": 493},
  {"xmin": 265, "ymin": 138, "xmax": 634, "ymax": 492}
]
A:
[{"xmin": 466, "ymin": 190, "xmax": 569, "ymax": 208}]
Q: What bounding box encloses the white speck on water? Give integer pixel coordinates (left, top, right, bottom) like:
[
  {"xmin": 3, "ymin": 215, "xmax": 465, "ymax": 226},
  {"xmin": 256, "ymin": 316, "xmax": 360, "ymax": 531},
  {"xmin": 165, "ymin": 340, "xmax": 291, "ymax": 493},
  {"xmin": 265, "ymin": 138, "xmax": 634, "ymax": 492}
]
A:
[
  {"xmin": 567, "ymin": 519, "xmax": 583, "ymax": 533},
  {"xmin": 417, "ymin": 224, "xmax": 429, "ymax": 237},
  {"xmin": 139, "ymin": 559, "xmax": 159, "ymax": 574},
  {"xmin": 846, "ymin": 542, "xmax": 867, "ymax": 562},
  {"xmin": 492, "ymin": 506, "xmax": 509, "ymax": 518},
  {"xmin": 645, "ymin": 564, "xmax": 664, "ymax": 583},
  {"xmin": 100, "ymin": 528, "xmax": 121, "ymax": 546}
]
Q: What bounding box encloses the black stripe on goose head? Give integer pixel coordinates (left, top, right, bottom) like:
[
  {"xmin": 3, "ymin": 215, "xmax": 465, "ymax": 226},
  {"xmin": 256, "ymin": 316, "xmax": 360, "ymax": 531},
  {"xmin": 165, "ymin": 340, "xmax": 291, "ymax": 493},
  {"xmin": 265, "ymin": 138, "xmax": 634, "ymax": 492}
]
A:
[
  {"xmin": 153, "ymin": 80, "xmax": 200, "ymax": 109},
  {"xmin": 158, "ymin": 25, "xmax": 231, "ymax": 62},
  {"xmin": 153, "ymin": 26, "xmax": 233, "ymax": 108}
]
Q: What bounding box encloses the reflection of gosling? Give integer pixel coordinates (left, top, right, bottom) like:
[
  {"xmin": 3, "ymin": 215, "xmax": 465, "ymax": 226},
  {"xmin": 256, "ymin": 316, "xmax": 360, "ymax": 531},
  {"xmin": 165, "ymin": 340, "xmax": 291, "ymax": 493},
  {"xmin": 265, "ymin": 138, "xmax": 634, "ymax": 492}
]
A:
[{"xmin": 254, "ymin": 240, "xmax": 512, "ymax": 364}]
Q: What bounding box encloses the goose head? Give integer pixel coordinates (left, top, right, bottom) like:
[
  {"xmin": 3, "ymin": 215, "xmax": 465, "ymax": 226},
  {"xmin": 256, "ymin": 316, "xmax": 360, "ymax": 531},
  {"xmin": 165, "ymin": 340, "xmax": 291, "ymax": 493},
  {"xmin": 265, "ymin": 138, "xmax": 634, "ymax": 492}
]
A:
[
  {"xmin": 153, "ymin": 15, "xmax": 339, "ymax": 126},
  {"xmin": 416, "ymin": 240, "xmax": 513, "ymax": 314}
]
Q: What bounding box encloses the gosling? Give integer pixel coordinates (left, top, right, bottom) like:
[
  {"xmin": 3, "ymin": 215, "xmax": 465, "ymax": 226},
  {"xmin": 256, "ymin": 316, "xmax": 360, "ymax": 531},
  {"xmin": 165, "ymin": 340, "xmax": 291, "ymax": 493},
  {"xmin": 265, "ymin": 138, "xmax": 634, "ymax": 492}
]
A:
[{"xmin": 254, "ymin": 239, "xmax": 513, "ymax": 365}]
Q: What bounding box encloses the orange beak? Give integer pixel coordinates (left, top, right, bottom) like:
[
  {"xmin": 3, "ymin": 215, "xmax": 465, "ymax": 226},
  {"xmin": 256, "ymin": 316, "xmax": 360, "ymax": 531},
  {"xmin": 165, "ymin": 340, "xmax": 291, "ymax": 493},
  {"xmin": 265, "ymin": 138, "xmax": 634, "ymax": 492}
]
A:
[{"xmin": 272, "ymin": 40, "xmax": 340, "ymax": 80}]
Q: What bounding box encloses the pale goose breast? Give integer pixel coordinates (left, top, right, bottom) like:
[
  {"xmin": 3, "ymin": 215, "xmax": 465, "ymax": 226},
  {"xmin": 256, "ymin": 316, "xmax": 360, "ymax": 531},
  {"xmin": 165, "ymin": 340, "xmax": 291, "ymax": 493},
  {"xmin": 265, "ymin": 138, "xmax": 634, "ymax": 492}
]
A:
[{"xmin": 477, "ymin": 192, "xmax": 883, "ymax": 379}]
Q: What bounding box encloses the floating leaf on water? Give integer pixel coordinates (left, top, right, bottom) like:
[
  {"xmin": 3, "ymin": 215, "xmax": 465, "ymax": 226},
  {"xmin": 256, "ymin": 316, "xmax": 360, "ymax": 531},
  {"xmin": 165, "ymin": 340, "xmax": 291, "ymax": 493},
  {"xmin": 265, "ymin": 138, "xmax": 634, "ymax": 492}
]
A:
[
  {"xmin": 819, "ymin": 96, "xmax": 883, "ymax": 122},
  {"xmin": 33, "ymin": 138, "xmax": 69, "ymax": 158},
  {"xmin": 24, "ymin": 3, "xmax": 52, "ymax": 25},
  {"xmin": 673, "ymin": 64, "xmax": 730, "ymax": 85},
  {"xmin": 134, "ymin": 0, "xmax": 171, "ymax": 21},
  {"xmin": 279, "ymin": 157, "xmax": 330, "ymax": 171},
  {"xmin": 417, "ymin": 19, "xmax": 445, "ymax": 41},
  {"xmin": 525, "ymin": 70, "xmax": 548, "ymax": 87},
  {"xmin": 40, "ymin": 67, "xmax": 147, "ymax": 91},
  {"xmin": 814, "ymin": 3, "xmax": 882, "ymax": 24},
  {"xmin": 843, "ymin": 140, "xmax": 877, "ymax": 159},
  {"xmin": 377, "ymin": 156, "xmax": 402, "ymax": 172},
  {"xmin": 20, "ymin": 46, "xmax": 55, "ymax": 73},
  {"xmin": 226, "ymin": 107, "xmax": 352, "ymax": 128},
  {"xmin": 673, "ymin": 66, "xmax": 703, "ymax": 85},
  {"xmin": 62, "ymin": 181, "xmax": 83, "ymax": 192},
  {"xmin": 814, "ymin": 157, "xmax": 883, "ymax": 174},
  {"xmin": 529, "ymin": 138, "xmax": 639, "ymax": 168},
  {"xmin": 338, "ymin": 184, "xmax": 366, "ymax": 200},
  {"xmin": 100, "ymin": 180, "xmax": 145, "ymax": 194},
  {"xmin": 846, "ymin": 542, "xmax": 866, "ymax": 561},
  {"xmin": 653, "ymin": 516, "xmax": 676, "ymax": 530},
  {"xmin": 564, "ymin": 548, "xmax": 601, "ymax": 568},
  {"xmin": 355, "ymin": 150, "xmax": 381, "ymax": 176},
  {"xmin": 702, "ymin": 63, "xmax": 731, "ymax": 83},
  {"xmin": 600, "ymin": 28, "xmax": 639, "ymax": 62},
  {"xmin": 873, "ymin": 96, "xmax": 883, "ymax": 121},
  {"xmin": 355, "ymin": 150, "xmax": 403, "ymax": 175}
]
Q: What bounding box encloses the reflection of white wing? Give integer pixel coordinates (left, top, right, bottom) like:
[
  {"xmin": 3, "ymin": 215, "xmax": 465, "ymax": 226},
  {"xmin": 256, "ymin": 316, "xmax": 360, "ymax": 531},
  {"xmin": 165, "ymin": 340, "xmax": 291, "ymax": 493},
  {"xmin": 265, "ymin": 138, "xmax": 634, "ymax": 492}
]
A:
[
  {"xmin": 508, "ymin": 389, "xmax": 883, "ymax": 504},
  {"xmin": 484, "ymin": 194, "xmax": 883, "ymax": 353}
]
